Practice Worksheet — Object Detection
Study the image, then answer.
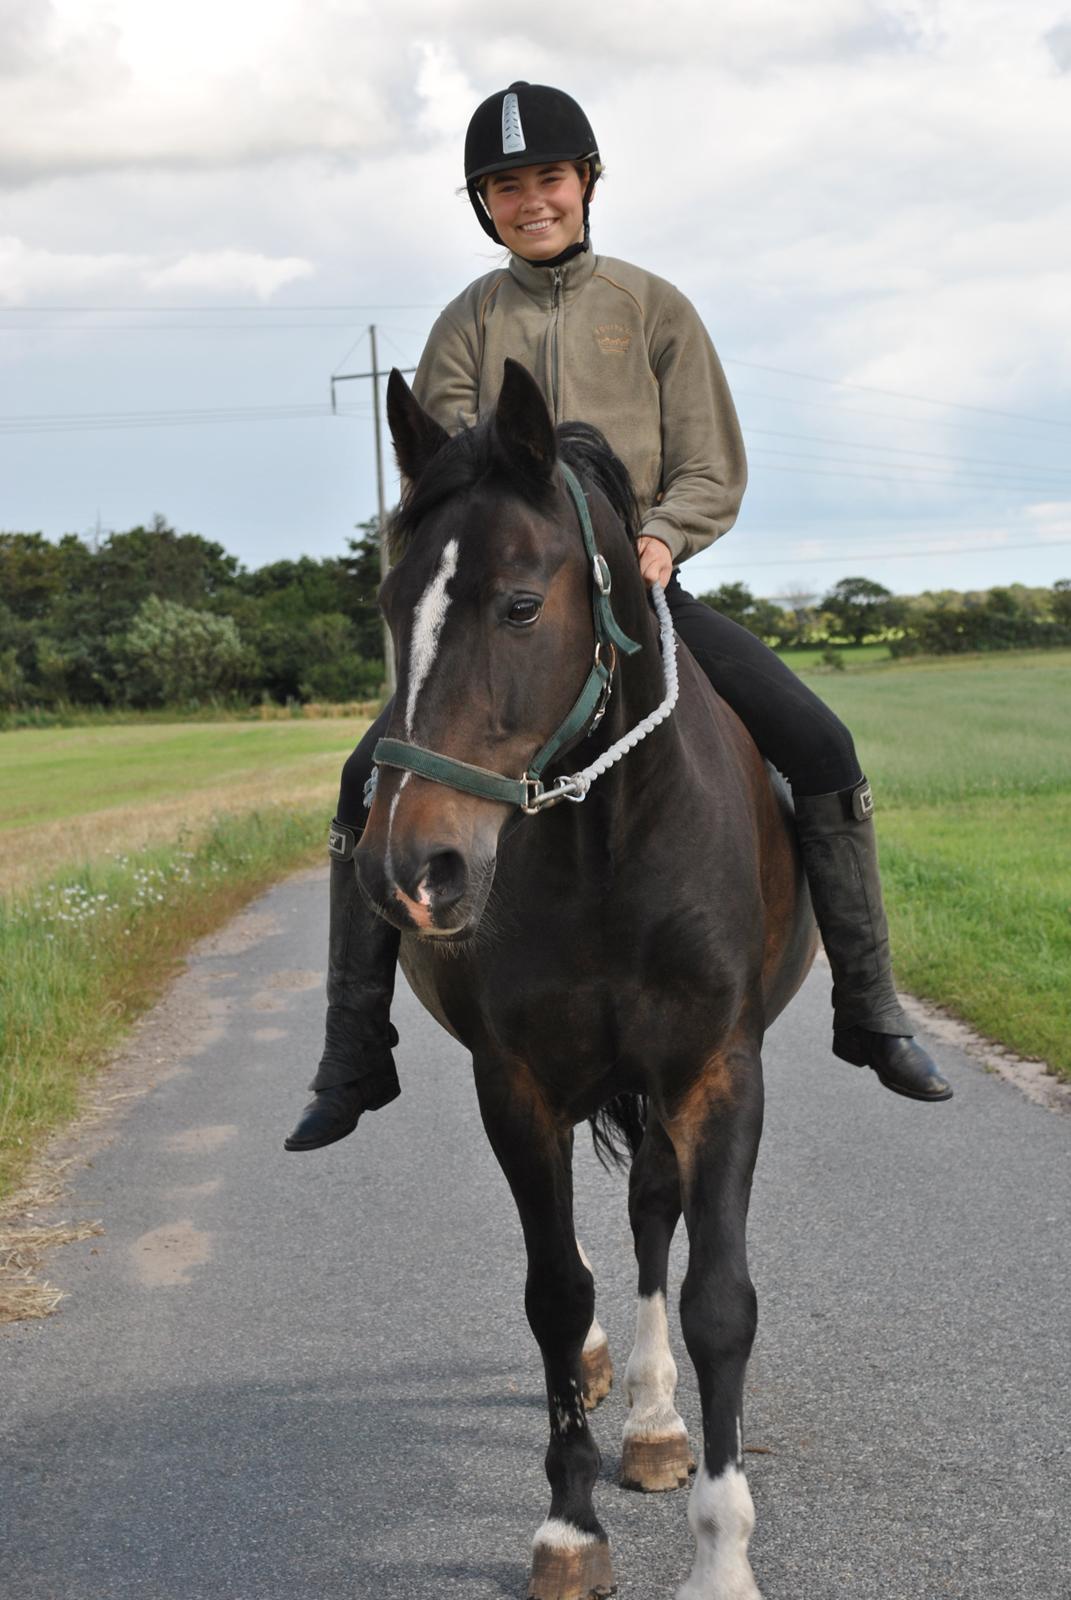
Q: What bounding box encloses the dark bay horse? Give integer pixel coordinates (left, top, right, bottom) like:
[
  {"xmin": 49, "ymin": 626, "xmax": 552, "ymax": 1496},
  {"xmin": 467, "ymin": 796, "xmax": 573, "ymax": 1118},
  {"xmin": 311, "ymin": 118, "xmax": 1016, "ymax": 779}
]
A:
[{"xmin": 356, "ymin": 360, "xmax": 817, "ymax": 1600}]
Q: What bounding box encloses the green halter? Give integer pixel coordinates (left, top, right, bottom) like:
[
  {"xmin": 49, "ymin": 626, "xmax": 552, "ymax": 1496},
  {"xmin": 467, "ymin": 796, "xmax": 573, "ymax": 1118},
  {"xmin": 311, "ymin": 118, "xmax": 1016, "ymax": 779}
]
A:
[{"xmin": 373, "ymin": 463, "xmax": 642, "ymax": 813}]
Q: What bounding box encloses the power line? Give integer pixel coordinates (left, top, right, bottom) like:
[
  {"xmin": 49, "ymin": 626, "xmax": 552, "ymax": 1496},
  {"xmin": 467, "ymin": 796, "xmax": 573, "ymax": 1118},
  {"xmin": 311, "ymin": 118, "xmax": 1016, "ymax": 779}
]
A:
[
  {"xmin": 0, "ymin": 321, "xmax": 381, "ymax": 332},
  {"xmin": 703, "ymin": 540, "xmax": 1071, "ymax": 569},
  {"xmin": 746, "ymin": 426, "xmax": 1071, "ymax": 477},
  {"xmin": 747, "ymin": 456, "xmax": 1071, "ymax": 494},
  {"xmin": 733, "ymin": 387, "xmax": 1065, "ymax": 447},
  {"xmin": 0, "ymin": 402, "xmax": 374, "ymax": 435},
  {"xmin": 0, "ymin": 303, "xmax": 445, "ymax": 311},
  {"xmin": 749, "ymin": 450, "xmax": 1071, "ymax": 494},
  {"xmin": 723, "ymin": 357, "xmax": 1071, "ymax": 429}
]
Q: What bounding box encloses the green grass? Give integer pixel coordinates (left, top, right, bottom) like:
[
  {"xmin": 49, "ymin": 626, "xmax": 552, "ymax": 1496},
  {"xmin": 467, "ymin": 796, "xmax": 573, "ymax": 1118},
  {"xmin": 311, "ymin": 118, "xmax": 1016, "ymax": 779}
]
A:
[
  {"xmin": 798, "ymin": 649, "xmax": 1071, "ymax": 804},
  {"xmin": 777, "ymin": 641, "xmax": 892, "ymax": 670},
  {"xmin": 0, "ymin": 719, "xmax": 373, "ymax": 831},
  {"xmin": 809, "ymin": 650, "xmax": 1071, "ymax": 1077},
  {"xmin": 0, "ymin": 808, "xmax": 326, "ymax": 1201}
]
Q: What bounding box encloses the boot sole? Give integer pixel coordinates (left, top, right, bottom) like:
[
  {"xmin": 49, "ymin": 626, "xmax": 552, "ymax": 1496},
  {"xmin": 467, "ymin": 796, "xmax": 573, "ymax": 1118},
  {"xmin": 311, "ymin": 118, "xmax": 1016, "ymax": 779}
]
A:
[
  {"xmin": 282, "ymin": 1117, "xmax": 360, "ymax": 1152},
  {"xmin": 834, "ymin": 1040, "xmax": 953, "ymax": 1102},
  {"xmin": 874, "ymin": 1073, "xmax": 954, "ymax": 1103}
]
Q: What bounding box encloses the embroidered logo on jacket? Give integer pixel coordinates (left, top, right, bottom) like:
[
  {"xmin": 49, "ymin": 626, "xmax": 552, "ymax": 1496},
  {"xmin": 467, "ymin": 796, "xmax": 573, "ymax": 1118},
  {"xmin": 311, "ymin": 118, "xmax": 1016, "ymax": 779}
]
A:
[
  {"xmin": 594, "ymin": 322, "xmax": 633, "ymax": 356},
  {"xmin": 502, "ymin": 93, "xmax": 526, "ymax": 154}
]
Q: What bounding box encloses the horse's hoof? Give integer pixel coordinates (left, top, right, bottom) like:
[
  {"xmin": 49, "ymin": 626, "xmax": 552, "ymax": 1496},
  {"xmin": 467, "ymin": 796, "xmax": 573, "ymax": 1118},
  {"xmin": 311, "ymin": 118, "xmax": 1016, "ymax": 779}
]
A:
[
  {"xmin": 581, "ymin": 1338, "xmax": 613, "ymax": 1410},
  {"xmin": 620, "ymin": 1430, "xmax": 692, "ymax": 1492},
  {"xmin": 528, "ymin": 1536, "xmax": 615, "ymax": 1600}
]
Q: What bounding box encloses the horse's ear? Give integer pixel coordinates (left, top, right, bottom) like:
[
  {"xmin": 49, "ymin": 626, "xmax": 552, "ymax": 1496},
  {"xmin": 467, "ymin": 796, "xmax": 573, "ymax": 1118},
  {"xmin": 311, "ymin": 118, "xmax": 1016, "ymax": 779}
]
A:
[
  {"xmin": 493, "ymin": 358, "xmax": 557, "ymax": 482},
  {"xmin": 386, "ymin": 369, "xmax": 450, "ymax": 483}
]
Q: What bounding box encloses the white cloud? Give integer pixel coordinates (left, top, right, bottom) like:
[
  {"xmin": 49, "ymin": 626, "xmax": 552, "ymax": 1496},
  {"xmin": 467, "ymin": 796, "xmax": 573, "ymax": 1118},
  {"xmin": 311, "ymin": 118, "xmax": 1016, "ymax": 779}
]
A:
[
  {"xmin": 144, "ymin": 250, "xmax": 314, "ymax": 300},
  {"xmin": 1026, "ymin": 502, "xmax": 1071, "ymax": 541},
  {"xmin": 0, "ymin": 236, "xmax": 314, "ymax": 302}
]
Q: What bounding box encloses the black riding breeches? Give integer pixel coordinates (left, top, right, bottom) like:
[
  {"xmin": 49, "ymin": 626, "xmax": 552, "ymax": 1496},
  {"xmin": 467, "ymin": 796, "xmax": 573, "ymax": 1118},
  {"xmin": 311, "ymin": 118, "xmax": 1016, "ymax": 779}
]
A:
[
  {"xmin": 662, "ymin": 574, "xmax": 862, "ymax": 796},
  {"xmin": 336, "ymin": 574, "xmax": 861, "ymax": 829}
]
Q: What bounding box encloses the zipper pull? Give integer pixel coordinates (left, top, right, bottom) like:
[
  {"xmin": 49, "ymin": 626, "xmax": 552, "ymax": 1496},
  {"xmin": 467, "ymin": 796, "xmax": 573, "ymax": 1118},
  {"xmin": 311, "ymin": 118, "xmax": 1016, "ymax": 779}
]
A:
[{"xmin": 552, "ymin": 268, "xmax": 563, "ymax": 306}]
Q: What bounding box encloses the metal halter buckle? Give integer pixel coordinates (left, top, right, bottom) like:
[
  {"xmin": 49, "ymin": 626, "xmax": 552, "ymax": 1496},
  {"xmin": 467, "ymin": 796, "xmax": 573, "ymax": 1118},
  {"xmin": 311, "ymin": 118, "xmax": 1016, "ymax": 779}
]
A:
[
  {"xmin": 520, "ymin": 776, "xmax": 546, "ymax": 814},
  {"xmin": 589, "ymin": 641, "xmax": 617, "ymax": 732},
  {"xmin": 592, "ymin": 553, "xmax": 612, "ymax": 595},
  {"xmin": 520, "ymin": 773, "xmax": 589, "ymax": 814}
]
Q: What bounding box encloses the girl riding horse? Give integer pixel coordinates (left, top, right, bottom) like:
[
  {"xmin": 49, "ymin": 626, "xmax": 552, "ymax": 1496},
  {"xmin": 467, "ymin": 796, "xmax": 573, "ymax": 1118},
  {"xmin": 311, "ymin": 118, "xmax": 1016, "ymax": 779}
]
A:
[{"xmin": 285, "ymin": 79, "xmax": 951, "ymax": 1156}]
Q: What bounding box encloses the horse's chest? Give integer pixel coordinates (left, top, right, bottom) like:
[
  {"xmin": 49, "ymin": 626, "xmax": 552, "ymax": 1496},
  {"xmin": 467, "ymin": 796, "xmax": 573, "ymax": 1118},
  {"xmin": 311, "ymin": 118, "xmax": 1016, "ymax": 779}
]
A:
[{"xmin": 400, "ymin": 887, "xmax": 727, "ymax": 1074}]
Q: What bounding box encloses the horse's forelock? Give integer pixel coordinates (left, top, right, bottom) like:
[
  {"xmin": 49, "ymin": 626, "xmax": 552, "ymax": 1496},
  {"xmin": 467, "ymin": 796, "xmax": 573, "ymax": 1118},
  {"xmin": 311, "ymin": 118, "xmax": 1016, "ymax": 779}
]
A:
[{"xmin": 388, "ymin": 414, "xmax": 638, "ymax": 561}]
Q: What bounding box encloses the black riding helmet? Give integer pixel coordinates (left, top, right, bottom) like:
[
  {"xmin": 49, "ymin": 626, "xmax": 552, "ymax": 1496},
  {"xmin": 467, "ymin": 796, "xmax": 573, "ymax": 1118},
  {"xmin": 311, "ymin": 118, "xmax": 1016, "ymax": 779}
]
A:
[{"xmin": 464, "ymin": 82, "xmax": 601, "ymax": 263}]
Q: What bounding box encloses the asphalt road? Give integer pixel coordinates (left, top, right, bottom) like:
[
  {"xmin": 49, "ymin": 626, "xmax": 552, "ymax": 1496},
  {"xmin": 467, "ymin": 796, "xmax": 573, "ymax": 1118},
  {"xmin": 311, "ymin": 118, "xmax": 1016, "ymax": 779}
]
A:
[{"xmin": 2, "ymin": 865, "xmax": 1069, "ymax": 1600}]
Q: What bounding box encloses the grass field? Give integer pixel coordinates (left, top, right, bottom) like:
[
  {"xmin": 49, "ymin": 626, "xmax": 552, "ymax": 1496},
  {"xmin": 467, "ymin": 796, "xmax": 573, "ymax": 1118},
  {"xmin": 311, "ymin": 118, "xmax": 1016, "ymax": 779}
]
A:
[
  {"xmin": 2, "ymin": 650, "xmax": 1069, "ymax": 1202},
  {"xmin": 804, "ymin": 650, "xmax": 1071, "ymax": 1076},
  {"xmin": 0, "ymin": 718, "xmax": 370, "ymax": 895}
]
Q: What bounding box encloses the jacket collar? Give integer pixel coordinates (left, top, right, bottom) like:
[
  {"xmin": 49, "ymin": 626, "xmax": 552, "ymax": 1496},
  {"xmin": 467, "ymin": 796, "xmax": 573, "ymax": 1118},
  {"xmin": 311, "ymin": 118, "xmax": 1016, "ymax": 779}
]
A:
[{"xmin": 508, "ymin": 244, "xmax": 598, "ymax": 304}]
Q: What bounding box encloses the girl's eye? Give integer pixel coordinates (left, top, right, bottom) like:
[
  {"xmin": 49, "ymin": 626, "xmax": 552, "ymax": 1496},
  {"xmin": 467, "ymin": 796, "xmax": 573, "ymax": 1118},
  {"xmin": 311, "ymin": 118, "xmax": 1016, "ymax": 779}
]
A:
[{"xmin": 507, "ymin": 597, "xmax": 543, "ymax": 626}]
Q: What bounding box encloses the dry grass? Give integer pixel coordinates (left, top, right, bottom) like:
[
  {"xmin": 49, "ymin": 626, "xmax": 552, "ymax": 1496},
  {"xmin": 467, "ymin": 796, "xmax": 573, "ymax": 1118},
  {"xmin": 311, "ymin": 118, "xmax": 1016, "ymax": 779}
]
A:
[
  {"xmin": 0, "ymin": 1216, "xmax": 103, "ymax": 1322},
  {"xmin": 0, "ymin": 766, "xmax": 341, "ymax": 897}
]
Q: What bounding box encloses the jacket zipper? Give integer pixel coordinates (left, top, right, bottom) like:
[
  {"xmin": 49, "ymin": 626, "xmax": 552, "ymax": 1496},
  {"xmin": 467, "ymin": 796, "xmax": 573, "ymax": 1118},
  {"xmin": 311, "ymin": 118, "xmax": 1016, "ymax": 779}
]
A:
[{"xmin": 550, "ymin": 268, "xmax": 563, "ymax": 422}]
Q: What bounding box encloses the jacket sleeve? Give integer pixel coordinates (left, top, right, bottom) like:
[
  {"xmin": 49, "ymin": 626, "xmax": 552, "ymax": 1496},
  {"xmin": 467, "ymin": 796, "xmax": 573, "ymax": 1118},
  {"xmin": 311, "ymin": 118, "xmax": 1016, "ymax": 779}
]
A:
[
  {"xmin": 412, "ymin": 309, "xmax": 480, "ymax": 434},
  {"xmin": 640, "ymin": 288, "xmax": 748, "ymax": 565}
]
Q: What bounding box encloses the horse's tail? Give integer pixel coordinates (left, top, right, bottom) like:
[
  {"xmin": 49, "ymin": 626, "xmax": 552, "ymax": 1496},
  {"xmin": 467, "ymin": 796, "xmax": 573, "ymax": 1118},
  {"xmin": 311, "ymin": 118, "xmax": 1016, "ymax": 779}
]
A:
[{"xmin": 589, "ymin": 1094, "xmax": 648, "ymax": 1172}]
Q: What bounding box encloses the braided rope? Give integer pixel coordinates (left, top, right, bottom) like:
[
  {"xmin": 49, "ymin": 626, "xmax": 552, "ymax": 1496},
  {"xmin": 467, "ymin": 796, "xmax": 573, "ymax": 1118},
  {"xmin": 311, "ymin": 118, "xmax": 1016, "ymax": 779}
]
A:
[{"xmin": 560, "ymin": 580, "xmax": 679, "ymax": 801}]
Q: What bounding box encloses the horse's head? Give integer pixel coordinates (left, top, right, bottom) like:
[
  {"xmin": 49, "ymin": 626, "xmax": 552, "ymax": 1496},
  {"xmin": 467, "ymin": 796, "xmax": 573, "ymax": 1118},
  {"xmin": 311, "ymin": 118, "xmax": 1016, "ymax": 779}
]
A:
[{"xmin": 354, "ymin": 359, "xmax": 646, "ymax": 941}]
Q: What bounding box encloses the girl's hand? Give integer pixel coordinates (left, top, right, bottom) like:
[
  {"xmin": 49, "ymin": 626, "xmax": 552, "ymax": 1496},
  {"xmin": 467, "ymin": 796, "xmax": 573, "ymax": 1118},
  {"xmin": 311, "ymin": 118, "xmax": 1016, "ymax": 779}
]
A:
[{"xmin": 636, "ymin": 535, "xmax": 674, "ymax": 589}]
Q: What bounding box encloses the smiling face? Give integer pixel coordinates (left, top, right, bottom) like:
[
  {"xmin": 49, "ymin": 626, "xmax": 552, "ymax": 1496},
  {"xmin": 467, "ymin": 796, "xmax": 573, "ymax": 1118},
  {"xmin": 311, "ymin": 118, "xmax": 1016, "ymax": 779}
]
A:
[{"xmin": 483, "ymin": 162, "xmax": 588, "ymax": 261}]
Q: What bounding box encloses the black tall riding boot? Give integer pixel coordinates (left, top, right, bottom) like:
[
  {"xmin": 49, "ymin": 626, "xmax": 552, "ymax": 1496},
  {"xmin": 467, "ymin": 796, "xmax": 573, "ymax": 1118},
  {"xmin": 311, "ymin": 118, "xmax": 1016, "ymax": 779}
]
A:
[
  {"xmin": 794, "ymin": 779, "xmax": 952, "ymax": 1102},
  {"xmin": 283, "ymin": 821, "xmax": 402, "ymax": 1151}
]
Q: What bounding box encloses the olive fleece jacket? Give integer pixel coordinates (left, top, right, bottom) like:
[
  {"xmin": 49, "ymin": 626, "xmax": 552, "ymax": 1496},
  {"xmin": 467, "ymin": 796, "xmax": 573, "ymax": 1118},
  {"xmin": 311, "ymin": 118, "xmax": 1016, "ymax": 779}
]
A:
[{"xmin": 412, "ymin": 245, "xmax": 748, "ymax": 565}]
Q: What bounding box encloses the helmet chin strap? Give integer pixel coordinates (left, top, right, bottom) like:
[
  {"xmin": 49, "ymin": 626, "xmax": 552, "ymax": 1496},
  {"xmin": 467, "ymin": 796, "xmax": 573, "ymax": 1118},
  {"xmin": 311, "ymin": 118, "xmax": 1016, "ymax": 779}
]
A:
[{"xmin": 519, "ymin": 216, "xmax": 592, "ymax": 270}]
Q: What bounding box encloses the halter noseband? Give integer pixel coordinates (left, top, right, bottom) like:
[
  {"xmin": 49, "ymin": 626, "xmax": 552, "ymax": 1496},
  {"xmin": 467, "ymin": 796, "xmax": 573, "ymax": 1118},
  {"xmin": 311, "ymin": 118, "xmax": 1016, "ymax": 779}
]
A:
[{"xmin": 372, "ymin": 463, "xmax": 642, "ymax": 814}]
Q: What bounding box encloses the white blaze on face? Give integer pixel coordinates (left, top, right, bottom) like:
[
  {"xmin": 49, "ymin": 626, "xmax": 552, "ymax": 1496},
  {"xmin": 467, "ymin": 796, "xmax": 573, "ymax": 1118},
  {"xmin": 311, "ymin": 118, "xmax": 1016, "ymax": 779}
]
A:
[
  {"xmin": 405, "ymin": 538, "xmax": 459, "ymax": 739},
  {"xmin": 676, "ymin": 1464, "xmax": 761, "ymax": 1600},
  {"xmin": 623, "ymin": 1290, "xmax": 688, "ymax": 1444}
]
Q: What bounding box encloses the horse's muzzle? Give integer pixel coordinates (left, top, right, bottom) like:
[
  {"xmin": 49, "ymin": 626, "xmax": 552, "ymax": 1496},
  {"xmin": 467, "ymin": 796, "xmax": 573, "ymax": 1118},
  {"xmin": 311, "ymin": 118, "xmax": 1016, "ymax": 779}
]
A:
[{"xmin": 355, "ymin": 833, "xmax": 496, "ymax": 940}]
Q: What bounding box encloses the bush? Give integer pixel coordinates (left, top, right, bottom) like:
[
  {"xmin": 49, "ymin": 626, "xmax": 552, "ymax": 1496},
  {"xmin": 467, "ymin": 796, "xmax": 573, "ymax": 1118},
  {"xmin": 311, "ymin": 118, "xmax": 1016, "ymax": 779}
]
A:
[{"xmin": 112, "ymin": 596, "xmax": 252, "ymax": 705}]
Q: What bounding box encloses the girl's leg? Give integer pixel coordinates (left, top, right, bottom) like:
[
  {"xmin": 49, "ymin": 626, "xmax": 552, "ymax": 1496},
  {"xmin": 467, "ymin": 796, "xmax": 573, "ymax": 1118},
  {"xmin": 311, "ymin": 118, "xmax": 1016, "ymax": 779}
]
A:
[
  {"xmin": 665, "ymin": 577, "xmax": 951, "ymax": 1102},
  {"xmin": 284, "ymin": 705, "xmax": 405, "ymax": 1152}
]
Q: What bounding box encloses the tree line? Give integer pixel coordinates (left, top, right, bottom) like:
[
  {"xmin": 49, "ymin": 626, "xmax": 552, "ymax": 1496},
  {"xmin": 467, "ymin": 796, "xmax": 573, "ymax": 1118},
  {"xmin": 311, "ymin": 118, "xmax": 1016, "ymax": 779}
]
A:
[
  {"xmin": 700, "ymin": 575, "xmax": 1071, "ymax": 656},
  {"xmin": 2, "ymin": 519, "xmax": 1069, "ymax": 713},
  {"xmin": 0, "ymin": 517, "xmax": 384, "ymax": 710}
]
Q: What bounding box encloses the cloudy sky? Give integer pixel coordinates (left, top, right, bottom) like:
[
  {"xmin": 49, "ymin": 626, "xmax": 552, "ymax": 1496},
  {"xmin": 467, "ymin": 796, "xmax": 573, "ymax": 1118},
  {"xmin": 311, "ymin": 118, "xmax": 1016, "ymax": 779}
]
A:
[{"xmin": 3, "ymin": 0, "xmax": 1070, "ymax": 600}]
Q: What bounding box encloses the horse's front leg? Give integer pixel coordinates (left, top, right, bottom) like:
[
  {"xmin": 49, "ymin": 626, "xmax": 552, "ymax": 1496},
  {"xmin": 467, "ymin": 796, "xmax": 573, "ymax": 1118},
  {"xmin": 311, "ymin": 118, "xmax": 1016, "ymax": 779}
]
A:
[
  {"xmin": 475, "ymin": 1059, "xmax": 614, "ymax": 1600},
  {"xmin": 621, "ymin": 1114, "xmax": 692, "ymax": 1491},
  {"xmin": 664, "ymin": 1044, "xmax": 766, "ymax": 1600}
]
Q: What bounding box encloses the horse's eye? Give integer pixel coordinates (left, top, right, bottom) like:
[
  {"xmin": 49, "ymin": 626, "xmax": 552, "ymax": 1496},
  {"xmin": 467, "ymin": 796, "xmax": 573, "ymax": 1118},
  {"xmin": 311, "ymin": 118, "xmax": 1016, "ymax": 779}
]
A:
[{"xmin": 507, "ymin": 597, "xmax": 543, "ymax": 626}]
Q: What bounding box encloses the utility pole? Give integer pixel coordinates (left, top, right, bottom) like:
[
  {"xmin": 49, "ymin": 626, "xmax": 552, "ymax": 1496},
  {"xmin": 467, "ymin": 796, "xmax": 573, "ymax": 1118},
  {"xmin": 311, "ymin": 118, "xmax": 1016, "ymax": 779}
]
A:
[
  {"xmin": 368, "ymin": 325, "xmax": 395, "ymax": 695},
  {"xmin": 331, "ymin": 327, "xmax": 417, "ymax": 698}
]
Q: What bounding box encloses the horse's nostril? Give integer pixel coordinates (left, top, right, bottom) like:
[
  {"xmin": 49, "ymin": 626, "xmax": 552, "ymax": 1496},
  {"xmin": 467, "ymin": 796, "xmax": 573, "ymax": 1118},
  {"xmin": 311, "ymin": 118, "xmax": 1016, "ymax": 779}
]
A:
[{"xmin": 423, "ymin": 849, "xmax": 468, "ymax": 909}]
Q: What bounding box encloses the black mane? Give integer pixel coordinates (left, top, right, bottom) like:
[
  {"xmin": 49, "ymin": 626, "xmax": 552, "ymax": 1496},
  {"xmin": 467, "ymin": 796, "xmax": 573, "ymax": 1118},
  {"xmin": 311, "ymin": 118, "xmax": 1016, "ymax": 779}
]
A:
[{"xmin": 388, "ymin": 416, "xmax": 640, "ymax": 561}]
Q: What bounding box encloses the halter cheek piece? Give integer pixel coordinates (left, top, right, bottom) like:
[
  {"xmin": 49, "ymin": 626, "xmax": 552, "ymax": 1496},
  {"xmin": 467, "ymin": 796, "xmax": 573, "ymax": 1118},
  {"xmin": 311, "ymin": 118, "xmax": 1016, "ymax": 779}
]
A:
[{"xmin": 372, "ymin": 464, "xmax": 644, "ymax": 814}]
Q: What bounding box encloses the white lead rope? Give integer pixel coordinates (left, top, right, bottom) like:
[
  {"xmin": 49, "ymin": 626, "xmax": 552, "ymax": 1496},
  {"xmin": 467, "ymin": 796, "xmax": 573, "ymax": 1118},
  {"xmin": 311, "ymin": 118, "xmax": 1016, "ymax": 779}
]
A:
[{"xmin": 546, "ymin": 580, "xmax": 679, "ymax": 805}]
